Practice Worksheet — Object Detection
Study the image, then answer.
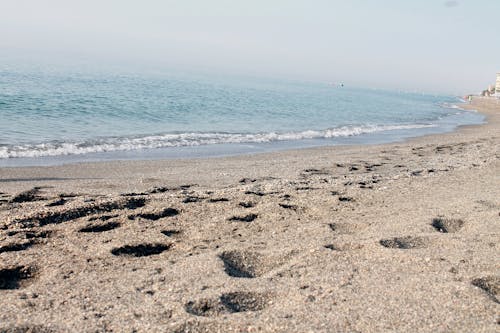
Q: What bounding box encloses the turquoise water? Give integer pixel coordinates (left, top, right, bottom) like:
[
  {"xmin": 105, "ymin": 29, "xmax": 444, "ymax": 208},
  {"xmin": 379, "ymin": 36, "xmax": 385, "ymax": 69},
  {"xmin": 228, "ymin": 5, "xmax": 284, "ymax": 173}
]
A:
[{"xmin": 0, "ymin": 69, "xmax": 484, "ymax": 166}]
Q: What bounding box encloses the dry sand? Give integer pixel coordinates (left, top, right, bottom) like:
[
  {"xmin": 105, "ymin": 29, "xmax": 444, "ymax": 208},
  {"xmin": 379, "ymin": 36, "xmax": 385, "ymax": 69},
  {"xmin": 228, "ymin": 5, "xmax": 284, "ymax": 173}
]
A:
[{"xmin": 0, "ymin": 97, "xmax": 499, "ymax": 332}]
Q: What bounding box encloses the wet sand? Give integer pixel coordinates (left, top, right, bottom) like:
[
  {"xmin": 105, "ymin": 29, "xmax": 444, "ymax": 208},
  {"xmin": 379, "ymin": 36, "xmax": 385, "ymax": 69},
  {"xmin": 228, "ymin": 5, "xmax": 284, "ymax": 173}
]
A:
[{"xmin": 0, "ymin": 97, "xmax": 499, "ymax": 332}]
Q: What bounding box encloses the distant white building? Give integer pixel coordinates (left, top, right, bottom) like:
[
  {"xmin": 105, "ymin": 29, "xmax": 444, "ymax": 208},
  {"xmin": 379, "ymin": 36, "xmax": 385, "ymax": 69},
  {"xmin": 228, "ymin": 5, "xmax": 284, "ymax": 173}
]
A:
[{"xmin": 496, "ymin": 72, "xmax": 500, "ymax": 96}]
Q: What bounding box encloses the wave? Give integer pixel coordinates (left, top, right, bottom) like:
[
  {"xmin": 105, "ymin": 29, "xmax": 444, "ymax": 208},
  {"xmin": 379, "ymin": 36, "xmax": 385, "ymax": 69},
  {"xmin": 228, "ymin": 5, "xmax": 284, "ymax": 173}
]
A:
[
  {"xmin": 439, "ymin": 102, "xmax": 476, "ymax": 113},
  {"xmin": 0, "ymin": 124, "xmax": 435, "ymax": 159}
]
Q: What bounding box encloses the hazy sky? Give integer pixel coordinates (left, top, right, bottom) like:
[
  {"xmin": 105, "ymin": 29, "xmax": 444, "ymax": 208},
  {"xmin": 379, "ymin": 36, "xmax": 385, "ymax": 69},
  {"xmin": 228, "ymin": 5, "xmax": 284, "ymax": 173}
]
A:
[{"xmin": 1, "ymin": 0, "xmax": 498, "ymax": 94}]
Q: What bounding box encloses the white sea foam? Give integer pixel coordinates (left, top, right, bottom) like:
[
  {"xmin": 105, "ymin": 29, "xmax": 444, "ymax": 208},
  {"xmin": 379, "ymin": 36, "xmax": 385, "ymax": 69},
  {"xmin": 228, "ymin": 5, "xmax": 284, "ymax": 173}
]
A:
[
  {"xmin": 0, "ymin": 124, "xmax": 435, "ymax": 159},
  {"xmin": 439, "ymin": 102, "xmax": 477, "ymax": 113}
]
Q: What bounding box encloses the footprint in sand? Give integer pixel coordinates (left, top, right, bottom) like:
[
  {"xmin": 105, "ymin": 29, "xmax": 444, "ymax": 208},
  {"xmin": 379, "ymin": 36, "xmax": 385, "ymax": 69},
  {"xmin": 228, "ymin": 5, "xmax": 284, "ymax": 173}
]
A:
[
  {"xmin": 239, "ymin": 202, "xmax": 255, "ymax": 208},
  {"xmin": 302, "ymin": 168, "xmax": 330, "ymax": 176},
  {"xmin": 185, "ymin": 291, "xmax": 271, "ymax": 317},
  {"xmin": 129, "ymin": 207, "xmax": 179, "ymax": 221},
  {"xmin": 208, "ymin": 198, "xmax": 230, "ymax": 203},
  {"xmin": 324, "ymin": 242, "xmax": 364, "ymax": 251},
  {"xmin": 325, "ymin": 222, "xmax": 366, "ymax": 250},
  {"xmin": 161, "ymin": 230, "xmax": 181, "ymax": 237},
  {"xmin": 183, "ymin": 196, "xmax": 205, "ymax": 203},
  {"xmin": 279, "ymin": 203, "xmax": 298, "ymax": 211},
  {"xmin": 79, "ymin": 221, "xmax": 121, "ymax": 233},
  {"xmin": 45, "ymin": 198, "xmax": 67, "ymax": 207},
  {"xmin": 431, "ymin": 218, "xmax": 465, "ymax": 233},
  {"xmin": 328, "ymin": 222, "xmax": 367, "ymax": 235},
  {"xmin": 0, "ymin": 240, "xmax": 36, "ymax": 254},
  {"xmin": 111, "ymin": 243, "xmax": 171, "ymax": 257},
  {"xmin": 228, "ymin": 214, "xmax": 258, "ymax": 223},
  {"xmin": 239, "ymin": 178, "xmax": 257, "ymax": 184},
  {"xmin": 0, "ymin": 265, "xmax": 38, "ymax": 290},
  {"xmin": 244, "ymin": 190, "xmax": 267, "ymax": 197},
  {"xmin": 219, "ymin": 250, "xmax": 280, "ymax": 278},
  {"xmin": 471, "ymin": 276, "xmax": 499, "ymax": 304},
  {"xmin": 14, "ymin": 197, "xmax": 147, "ymax": 228},
  {"xmin": 7, "ymin": 230, "xmax": 52, "ymax": 240},
  {"xmin": 379, "ymin": 236, "xmax": 429, "ymax": 249},
  {"xmin": 10, "ymin": 187, "xmax": 45, "ymax": 203}
]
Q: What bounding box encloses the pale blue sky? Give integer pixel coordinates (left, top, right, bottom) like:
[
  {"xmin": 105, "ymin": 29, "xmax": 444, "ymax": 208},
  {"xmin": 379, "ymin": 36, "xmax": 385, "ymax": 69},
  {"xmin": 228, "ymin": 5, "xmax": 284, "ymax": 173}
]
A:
[{"xmin": 1, "ymin": 0, "xmax": 498, "ymax": 93}]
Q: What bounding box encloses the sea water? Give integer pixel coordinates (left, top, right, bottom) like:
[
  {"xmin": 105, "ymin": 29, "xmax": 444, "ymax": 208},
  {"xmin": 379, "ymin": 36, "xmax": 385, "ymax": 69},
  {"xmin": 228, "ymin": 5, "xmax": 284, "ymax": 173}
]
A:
[{"xmin": 0, "ymin": 68, "xmax": 484, "ymax": 166}]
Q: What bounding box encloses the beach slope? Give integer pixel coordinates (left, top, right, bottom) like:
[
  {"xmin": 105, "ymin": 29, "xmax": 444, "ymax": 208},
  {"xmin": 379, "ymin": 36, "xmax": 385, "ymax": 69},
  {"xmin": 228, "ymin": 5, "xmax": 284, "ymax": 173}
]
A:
[{"xmin": 0, "ymin": 97, "xmax": 499, "ymax": 332}]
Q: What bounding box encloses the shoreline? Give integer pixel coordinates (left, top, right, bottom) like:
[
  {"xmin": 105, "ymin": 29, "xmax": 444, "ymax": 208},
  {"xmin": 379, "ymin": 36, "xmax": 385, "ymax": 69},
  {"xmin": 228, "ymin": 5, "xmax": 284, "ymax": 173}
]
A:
[
  {"xmin": 0, "ymin": 97, "xmax": 496, "ymax": 187},
  {"xmin": 0, "ymin": 97, "xmax": 498, "ymax": 332},
  {"xmin": 0, "ymin": 99, "xmax": 486, "ymax": 168}
]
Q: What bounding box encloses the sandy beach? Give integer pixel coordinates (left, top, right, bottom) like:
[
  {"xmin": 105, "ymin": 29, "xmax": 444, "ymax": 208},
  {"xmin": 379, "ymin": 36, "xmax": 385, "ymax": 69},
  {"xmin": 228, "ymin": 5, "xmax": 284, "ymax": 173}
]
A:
[{"xmin": 0, "ymin": 97, "xmax": 498, "ymax": 332}]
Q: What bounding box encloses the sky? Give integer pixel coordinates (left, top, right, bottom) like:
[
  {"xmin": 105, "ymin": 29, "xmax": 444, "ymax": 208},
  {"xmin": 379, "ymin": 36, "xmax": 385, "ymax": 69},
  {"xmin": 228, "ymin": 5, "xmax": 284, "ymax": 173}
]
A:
[{"xmin": 0, "ymin": 0, "xmax": 498, "ymax": 94}]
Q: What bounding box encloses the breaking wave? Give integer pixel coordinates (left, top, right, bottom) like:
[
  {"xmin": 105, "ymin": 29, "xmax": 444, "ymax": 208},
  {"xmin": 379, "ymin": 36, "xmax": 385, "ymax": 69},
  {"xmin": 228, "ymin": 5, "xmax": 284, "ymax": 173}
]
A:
[{"xmin": 0, "ymin": 124, "xmax": 435, "ymax": 159}]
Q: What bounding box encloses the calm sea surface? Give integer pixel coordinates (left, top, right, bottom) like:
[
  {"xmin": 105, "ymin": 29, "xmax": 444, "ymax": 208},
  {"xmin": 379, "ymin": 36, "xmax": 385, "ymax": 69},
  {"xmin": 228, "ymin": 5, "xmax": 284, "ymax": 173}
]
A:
[{"xmin": 0, "ymin": 69, "xmax": 484, "ymax": 166}]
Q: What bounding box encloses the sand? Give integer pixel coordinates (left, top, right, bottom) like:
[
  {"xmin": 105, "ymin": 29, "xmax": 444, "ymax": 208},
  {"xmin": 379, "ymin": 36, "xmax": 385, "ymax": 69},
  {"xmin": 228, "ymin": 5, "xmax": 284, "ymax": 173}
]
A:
[{"xmin": 0, "ymin": 97, "xmax": 499, "ymax": 332}]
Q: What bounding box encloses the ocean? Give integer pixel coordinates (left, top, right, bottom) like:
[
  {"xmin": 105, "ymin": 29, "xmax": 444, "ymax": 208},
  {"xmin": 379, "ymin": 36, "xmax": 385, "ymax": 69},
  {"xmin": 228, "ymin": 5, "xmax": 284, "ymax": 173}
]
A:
[{"xmin": 0, "ymin": 68, "xmax": 484, "ymax": 166}]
